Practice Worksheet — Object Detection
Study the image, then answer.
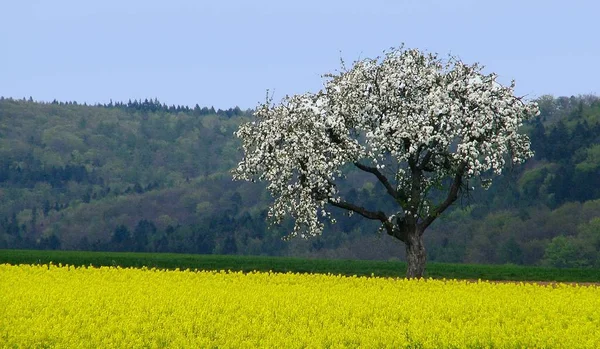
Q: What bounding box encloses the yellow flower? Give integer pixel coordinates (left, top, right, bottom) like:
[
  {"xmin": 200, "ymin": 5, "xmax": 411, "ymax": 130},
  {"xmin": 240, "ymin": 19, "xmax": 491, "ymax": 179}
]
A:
[{"xmin": 0, "ymin": 263, "xmax": 599, "ymax": 348}]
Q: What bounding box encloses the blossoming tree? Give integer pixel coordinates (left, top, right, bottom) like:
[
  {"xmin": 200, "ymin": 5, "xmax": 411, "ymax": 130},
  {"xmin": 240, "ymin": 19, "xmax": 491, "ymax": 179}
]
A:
[{"xmin": 233, "ymin": 47, "xmax": 539, "ymax": 278}]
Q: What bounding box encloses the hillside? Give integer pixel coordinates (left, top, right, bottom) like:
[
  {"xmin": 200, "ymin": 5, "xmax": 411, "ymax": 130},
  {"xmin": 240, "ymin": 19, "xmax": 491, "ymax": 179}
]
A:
[{"xmin": 1, "ymin": 95, "xmax": 599, "ymax": 267}]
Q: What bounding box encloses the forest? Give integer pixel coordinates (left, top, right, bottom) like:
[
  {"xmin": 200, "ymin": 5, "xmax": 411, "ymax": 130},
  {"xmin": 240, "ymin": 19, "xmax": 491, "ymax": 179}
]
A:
[{"xmin": 1, "ymin": 95, "xmax": 599, "ymax": 267}]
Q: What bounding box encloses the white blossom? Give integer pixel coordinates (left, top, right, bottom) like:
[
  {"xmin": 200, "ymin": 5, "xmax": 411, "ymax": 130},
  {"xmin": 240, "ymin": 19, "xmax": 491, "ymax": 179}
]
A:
[{"xmin": 233, "ymin": 46, "xmax": 539, "ymax": 238}]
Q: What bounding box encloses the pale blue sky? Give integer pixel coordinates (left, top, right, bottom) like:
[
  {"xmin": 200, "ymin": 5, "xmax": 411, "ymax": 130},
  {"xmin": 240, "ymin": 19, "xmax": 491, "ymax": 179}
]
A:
[{"xmin": 1, "ymin": 0, "xmax": 598, "ymax": 109}]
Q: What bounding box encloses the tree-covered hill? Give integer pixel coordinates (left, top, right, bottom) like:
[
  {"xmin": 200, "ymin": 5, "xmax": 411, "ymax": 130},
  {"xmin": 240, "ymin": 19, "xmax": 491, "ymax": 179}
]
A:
[
  {"xmin": 0, "ymin": 98, "xmax": 376, "ymax": 257},
  {"xmin": 1, "ymin": 95, "xmax": 599, "ymax": 267}
]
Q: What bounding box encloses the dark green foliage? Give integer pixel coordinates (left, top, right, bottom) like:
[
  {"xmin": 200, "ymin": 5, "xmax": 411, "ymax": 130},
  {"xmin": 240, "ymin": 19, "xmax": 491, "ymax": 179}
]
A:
[
  {"xmin": 38, "ymin": 234, "xmax": 61, "ymax": 250},
  {"xmin": 546, "ymin": 120, "xmax": 570, "ymax": 161},
  {"xmin": 133, "ymin": 220, "xmax": 155, "ymax": 252},
  {"xmin": 499, "ymin": 237, "xmax": 524, "ymax": 265},
  {"xmin": 110, "ymin": 225, "xmax": 132, "ymax": 251},
  {"xmin": 529, "ymin": 119, "xmax": 547, "ymax": 158}
]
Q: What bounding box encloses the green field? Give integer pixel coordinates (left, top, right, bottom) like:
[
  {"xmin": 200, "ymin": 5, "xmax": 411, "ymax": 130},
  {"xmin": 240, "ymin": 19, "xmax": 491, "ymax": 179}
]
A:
[{"xmin": 1, "ymin": 249, "xmax": 599, "ymax": 282}]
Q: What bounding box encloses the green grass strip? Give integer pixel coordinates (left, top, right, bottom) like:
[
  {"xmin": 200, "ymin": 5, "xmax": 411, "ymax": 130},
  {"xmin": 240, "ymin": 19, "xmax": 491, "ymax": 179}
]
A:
[{"xmin": 1, "ymin": 249, "xmax": 599, "ymax": 282}]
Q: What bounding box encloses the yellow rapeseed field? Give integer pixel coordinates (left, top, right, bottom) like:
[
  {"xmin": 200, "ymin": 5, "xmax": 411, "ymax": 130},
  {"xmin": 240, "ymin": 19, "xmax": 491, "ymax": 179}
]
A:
[{"xmin": 1, "ymin": 264, "xmax": 599, "ymax": 348}]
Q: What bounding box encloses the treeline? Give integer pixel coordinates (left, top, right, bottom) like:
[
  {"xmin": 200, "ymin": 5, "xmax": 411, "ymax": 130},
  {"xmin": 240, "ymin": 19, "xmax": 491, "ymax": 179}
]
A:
[
  {"xmin": 3, "ymin": 96, "xmax": 250, "ymax": 118},
  {"xmin": 99, "ymin": 98, "xmax": 249, "ymax": 118},
  {"xmin": 1, "ymin": 95, "xmax": 600, "ymax": 268}
]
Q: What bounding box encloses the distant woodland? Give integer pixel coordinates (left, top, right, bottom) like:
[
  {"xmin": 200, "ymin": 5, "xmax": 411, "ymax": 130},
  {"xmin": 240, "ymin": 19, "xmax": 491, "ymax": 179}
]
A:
[{"xmin": 1, "ymin": 95, "xmax": 600, "ymax": 267}]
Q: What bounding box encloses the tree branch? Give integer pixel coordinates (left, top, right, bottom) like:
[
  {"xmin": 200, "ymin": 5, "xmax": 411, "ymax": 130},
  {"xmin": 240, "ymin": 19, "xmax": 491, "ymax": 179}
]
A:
[
  {"xmin": 353, "ymin": 162, "xmax": 405, "ymax": 201},
  {"xmin": 328, "ymin": 199, "xmax": 388, "ymax": 223},
  {"xmin": 420, "ymin": 163, "xmax": 466, "ymax": 230},
  {"xmin": 417, "ymin": 150, "xmax": 433, "ymax": 171}
]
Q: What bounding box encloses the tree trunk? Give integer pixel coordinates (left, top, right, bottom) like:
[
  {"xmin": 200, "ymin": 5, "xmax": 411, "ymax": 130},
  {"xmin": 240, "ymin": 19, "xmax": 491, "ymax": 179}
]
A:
[{"xmin": 405, "ymin": 228, "xmax": 426, "ymax": 278}]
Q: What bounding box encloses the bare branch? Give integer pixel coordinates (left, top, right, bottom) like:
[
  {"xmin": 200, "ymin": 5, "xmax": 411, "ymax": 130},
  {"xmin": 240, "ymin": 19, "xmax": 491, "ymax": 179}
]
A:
[
  {"xmin": 417, "ymin": 150, "xmax": 434, "ymax": 171},
  {"xmin": 353, "ymin": 162, "xmax": 406, "ymax": 201},
  {"xmin": 328, "ymin": 198, "xmax": 404, "ymax": 241},
  {"xmin": 420, "ymin": 163, "xmax": 466, "ymax": 230},
  {"xmin": 328, "ymin": 199, "xmax": 388, "ymax": 223}
]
